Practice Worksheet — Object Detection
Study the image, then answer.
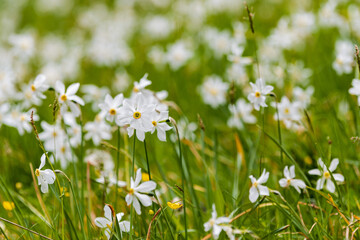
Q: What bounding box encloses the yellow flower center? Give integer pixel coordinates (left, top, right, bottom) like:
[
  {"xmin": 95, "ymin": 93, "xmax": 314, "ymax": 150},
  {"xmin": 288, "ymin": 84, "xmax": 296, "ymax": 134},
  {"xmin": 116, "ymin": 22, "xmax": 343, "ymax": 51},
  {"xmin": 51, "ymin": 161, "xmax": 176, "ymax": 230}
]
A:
[
  {"xmin": 20, "ymin": 115, "xmax": 26, "ymax": 121},
  {"xmin": 255, "ymin": 91, "xmax": 261, "ymax": 98},
  {"xmin": 109, "ymin": 108, "xmax": 116, "ymax": 115},
  {"xmin": 209, "ymin": 219, "xmax": 215, "ymax": 227},
  {"xmin": 129, "ymin": 188, "xmax": 134, "ymax": 195},
  {"xmin": 324, "ymin": 171, "xmax": 330, "ymax": 179},
  {"xmin": 53, "ymin": 131, "xmax": 57, "ymax": 137},
  {"xmin": 133, "ymin": 111, "xmax": 141, "ymax": 119},
  {"xmin": 133, "ymin": 87, "xmax": 139, "ymax": 92},
  {"xmin": 209, "ymin": 88, "xmax": 218, "ymax": 96},
  {"xmin": 60, "ymin": 94, "xmax": 67, "ymax": 101},
  {"xmin": 287, "ymin": 179, "xmax": 292, "ymax": 185},
  {"xmin": 35, "ymin": 169, "xmax": 40, "ymax": 177},
  {"xmin": 152, "ymin": 121, "xmax": 157, "ymax": 126},
  {"xmin": 253, "ymin": 181, "xmax": 258, "ymax": 187},
  {"xmin": 31, "ymin": 84, "xmax": 36, "ymax": 91},
  {"xmin": 284, "ymin": 108, "xmax": 289, "ymax": 114}
]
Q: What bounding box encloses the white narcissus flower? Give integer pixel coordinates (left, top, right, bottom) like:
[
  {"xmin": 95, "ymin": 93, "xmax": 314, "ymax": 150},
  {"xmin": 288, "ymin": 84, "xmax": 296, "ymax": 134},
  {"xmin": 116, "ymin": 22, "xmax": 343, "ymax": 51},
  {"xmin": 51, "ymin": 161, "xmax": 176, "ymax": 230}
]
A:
[
  {"xmin": 199, "ymin": 75, "xmax": 229, "ymax": 108},
  {"xmin": 95, "ymin": 204, "xmax": 130, "ymax": 240},
  {"xmin": 249, "ymin": 169, "xmax": 270, "ymax": 203},
  {"xmin": 203, "ymin": 204, "xmax": 234, "ymax": 240},
  {"xmin": 247, "ymin": 78, "xmax": 274, "ymax": 111},
  {"xmin": 274, "ymin": 96, "xmax": 302, "ymax": 130},
  {"xmin": 150, "ymin": 111, "xmax": 172, "ymax": 141},
  {"xmin": 99, "ymin": 93, "xmax": 124, "ymax": 122},
  {"xmin": 308, "ymin": 158, "xmax": 344, "ymax": 193},
  {"xmin": 228, "ymin": 99, "xmax": 256, "ymax": 129},
  {"xmin": 349, "ymin": 79, "xmax": 360, "ymax": 105},
  {"xmin": 55, "ymin": 81, "xmax": 85, "ymax": 117},
  {"xmin": 35, "ymin": 153, "xmax": 56, "ymax": 193},
  {"xmin": 4, "ymin": 108, "xmax": 39, "ymax": 136},
  {"xmin": 133, "ymin": 73, "xmax": 152, "ymax": 95},
  {"xmin": 279, "ymin": 165, "xmax": 306, "ymax": 193},
  {"xmin": 116, "ymin": 93, "xmax": 155, "ymax": 142},
  {"xmin": 125, "ymin": 168, "xmax": 156, "ymax": 215},
  {"xmin": 84, "ymin": 114, "xmax": 112, "ymax": 146}
]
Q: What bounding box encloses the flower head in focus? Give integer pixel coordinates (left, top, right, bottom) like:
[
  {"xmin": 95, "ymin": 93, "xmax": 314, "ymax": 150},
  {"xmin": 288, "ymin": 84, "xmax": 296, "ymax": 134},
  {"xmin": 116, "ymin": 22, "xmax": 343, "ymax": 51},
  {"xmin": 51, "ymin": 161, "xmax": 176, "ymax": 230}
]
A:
[
  {"xmin": 249, "ymin": 169, "xmax": 270, "ymax": 203},
  {"xmin": 308, "ymin": 158, "xmax": 344, "ymax": 193},
  {"xmin": 279, "ymin": 165, "xmax": 306, "ymax": 193},
  {"xmin": 247, "ymin": 78, "xmax": 274, "ymax": 111},
  {"xmin": 35, "ymin": 153, "xmax": 56, "ymax": 193}
]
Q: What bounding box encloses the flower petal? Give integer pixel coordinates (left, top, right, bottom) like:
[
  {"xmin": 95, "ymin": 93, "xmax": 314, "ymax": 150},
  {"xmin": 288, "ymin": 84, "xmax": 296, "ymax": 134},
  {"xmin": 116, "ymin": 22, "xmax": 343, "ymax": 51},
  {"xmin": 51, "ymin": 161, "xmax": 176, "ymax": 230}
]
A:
[
  {"xmin": 249, "ymin": 186, "xmax": 259, "ymax": 203},
  {"xmin": 135, "ymin": 181, "xmax": 156, "ymax": 193},
  {"xmin": 329, "ymin": 158, "xmax": 339, "ymax": 172}
]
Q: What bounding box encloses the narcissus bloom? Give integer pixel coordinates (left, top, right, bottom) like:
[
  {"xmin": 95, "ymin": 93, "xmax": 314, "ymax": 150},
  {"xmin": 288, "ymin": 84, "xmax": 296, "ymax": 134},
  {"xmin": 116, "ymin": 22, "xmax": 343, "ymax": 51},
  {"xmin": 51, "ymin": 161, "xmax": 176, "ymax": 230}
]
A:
[
  {"xmin": 55, "ymin": 81, "xmax": 85, "ymax": 117},
  {"xmin": 308, "ymin": 158, "xmax": 344, "ymax": 193},
  {"xmin": 95, "ymin": 204, "xmax": 130, "ymax": 239},
  {"xmin": 279, "ymin": 165, "xmax": 306, "ymax": 193},
  {"xmin": 149, "ymin": 111, "xmax": 172, "ymax": 142},
  {"xmin": 116, "ymin": 93, "xmax": 155, "ymax": 141},
  {"xmin": 35, "ymin": 153, "xmax": 56, "ymax": 193},
  {"xmin": 249, "ymin": 169, "xmax": 270, "ymax": 203},
  {"xmin": 125, "ymin": 168, "xmax": 156, "ymax": 215},
  {"xmin": 99, "ymin": 93, "xmax": 124, "ymax": 122},
  {"xmin": 247, "ymin": 78, "xmax": 274, "ymax": 111},
  {"xmin": 204, "ymin": 204, "xmax": 234, "ymax": 240}
]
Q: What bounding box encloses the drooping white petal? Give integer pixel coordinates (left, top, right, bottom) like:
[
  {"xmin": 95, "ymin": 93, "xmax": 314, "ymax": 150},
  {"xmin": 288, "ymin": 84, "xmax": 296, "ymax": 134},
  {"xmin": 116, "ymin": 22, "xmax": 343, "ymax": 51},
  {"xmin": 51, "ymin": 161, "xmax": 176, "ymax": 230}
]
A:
[
  {"xmin": 249, "ymin": 186, "xmax": 259, "ymax": 203},
  {"xmin": 258, "ymin": 185, "xmax": 269, "ymax": 196},
  {"xmin": 132, "ymin": 196, "xmax": 142, "ymax": 215},
  {"xmin": 283, "ymin": 166, "xmax": 290, "ymax": 179},
  {"xmin": 134, "ymin": 192, "xmax": 152, "ymax": 207},
  {"xmin": 316, "ymin": 177, "xmax": 325, "ymax": 190},
  {"xmin": 326, "ymin": 179, "xmax": 335, "ymax": 193}
]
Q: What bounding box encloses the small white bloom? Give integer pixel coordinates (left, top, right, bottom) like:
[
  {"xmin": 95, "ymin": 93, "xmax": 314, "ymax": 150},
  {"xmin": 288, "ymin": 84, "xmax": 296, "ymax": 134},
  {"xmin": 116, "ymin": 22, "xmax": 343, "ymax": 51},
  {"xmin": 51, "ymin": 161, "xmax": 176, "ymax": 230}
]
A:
[
  {"xmin": 274, "ymin": 96, "xmax": 302, "ymax": 130},
  {"xmin": 81, "ymin": 84, "xmax": 109, "ymax": 111},
  {"xmin": 35, "ymin": 153, "xmax": 56, "ymax": 193},
  {"xmin": 55, "ymin": 81, "xmax": 85, "ymax": 117},
  {"xmin": 247, "ymin": 78, "xmax": 274, "ymax": 111},
  {"xmin": 99, "ymin": 93, "xmax": 124, "ymax": 122},
  {"xmin": 203, "ymin": 204, "xmax": 233, "ymax": 240},
  {"xmin": 84, "ymin": 114, "xmax": 112, "ymax": 146},
  {"xmin": 149, "ymin": 111, "xmax": 172, "ymax": 142},
  {"xmin": 279, "ymin": 165, "xmax": 306, "ymax": 193},
  {"xmin": 293, "ymin": 86, "xmax": 314, "ymax": 108},
  {"xmin": 228, "ymin": 99, "xmax": 256, "ymax": 129},
  {"xmin": 249, "ymin": 169, "xmax": 270, "ymax": 203},
  {"xmin": 308, "ymin": 158, "xmax": 344, "ymax": 193},
  {"xmin": 4, "ymin": 108, "xmax": 39, "ymax": 136},
  {"xmin": 116, "ymin": 93, "xmax": 155, "ymax": 141},
  {"xmin": 199, "ymin": 75, "xmax": 229, "ymax": 108},
  {"xmin": 165, "ymin": 41, "xmax": 193, "ymax": 70},
  {"xmin": 95, "ymin": 204, "xmax": 130, "ymax": 240},
  {"xmin": 125, "ymin": 168, "xmax": 156, "ymax": 215},
  {"xmin": 132, "ymin": 73, "xmax": 152, "ymax": 96}
]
